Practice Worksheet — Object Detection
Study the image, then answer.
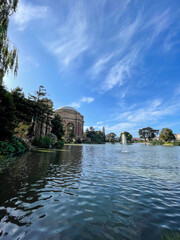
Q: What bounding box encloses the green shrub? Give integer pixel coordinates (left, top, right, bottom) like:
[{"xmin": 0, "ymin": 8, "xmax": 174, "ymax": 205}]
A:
[
  {"xmin": 172, "ymin": 141, "xmax": 180, "ymax": 146},
  {"xmin": 161, "ymin": 230, "xmax": 180, "ymax": 240},
  {"xmin": 151, "ymin": 140, "xmax": 163, "ymax": 145},
  {"xmin": 54, "ymin": 140, "xmax": 64, "ymax": 149},
  {"xmin": 32, "ymin": 136, "xmax": 52, "ymax": 148},
  {"xmin": 47, "ymin": 133, "xmax": 57, "ymax": 145},
  {"xmin": 76, "ymin": 138, "xmax": 82, "ymax": 143},
  {"xmin": 0, "ymin": 137, "xmax": 29, "ymax": 157}
]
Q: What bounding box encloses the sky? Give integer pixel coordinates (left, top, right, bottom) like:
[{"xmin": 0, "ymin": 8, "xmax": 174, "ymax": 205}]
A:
[{"xmin": 4, "ymin": 0, "xmax": 180, "ymax": 137}]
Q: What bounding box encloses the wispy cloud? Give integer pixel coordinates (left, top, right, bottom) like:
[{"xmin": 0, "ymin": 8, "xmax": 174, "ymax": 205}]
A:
[
  {"xmin": 101, "ymin": 49, "xmax": 139, "ymax": 92},
  {"xmin": 96, "ymin": 121, "xmax": 104, "ymax": 125},
  {"xmin": 106, "ymin": 97, "xmax": 180, "ymax": 134},
  {"xmin": 71, "ymin": 97, "xmax": 94, "ymax": 109},
  {"xmin": 95, "ymin": 7, "xmax": 175, "ymax": 93},
  {"xmin": 13, "ymin": 0, "xmax": 49, "ymax": 31},
  {"xmin": 145, "ymin": 9, "xmax": 172, "ymax": 46},
  {"xmin": 90, "ymin": 54, "xmax": 112, "ymax": 77},
  {"xmin": 46, "ymin": 1, "xmax": 90, "ymax": 68}
]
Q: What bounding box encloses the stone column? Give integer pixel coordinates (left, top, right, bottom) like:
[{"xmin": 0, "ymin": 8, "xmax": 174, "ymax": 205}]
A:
[
  {"xmin": 82, "ymin": 122, "xmax": 83, "ymax": 137},
  {"xmin": 76, "ymin": 121, "xmax": 78, "ymax": 136}
]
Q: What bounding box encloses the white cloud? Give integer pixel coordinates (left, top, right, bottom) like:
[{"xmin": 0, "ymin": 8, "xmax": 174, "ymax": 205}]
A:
[
  {"xmin": 96, "ymin": 8, "xmax": 174, "ymax": 93},
  {"xmin": 105, "ymin": 122, "xmax": 137, "ymax": 133},
  {"xmin": 101, "ymin": 49, "xmax": 139, "ymax": 92},
  {"xmin": 96, "ymin": 121, "xmax": 104, "ymax": 125},
  {"xmin": 46, "ymin": 1, "xmax": 90, "ymax": 68},
  {"xmin": 114, "ymin": 98, "xmax": 180, "ymax": 125},
  {"xmin": 145, "ymin": 10, "xmax": 172, "ymax": 46},
  {"xmin": 90, "ymin": 54, "xmax": 112, "ymax": 77},
  {"xmin": 13, "ymin": 0, "xmax": 49, "ymax": 31},
  {"xmin": 71, "ymin": 97, "xmax": 94, "ymax": 109},
  {"xmin": 103, "ymin": 97, "xmax": 180, "ymax": 135}
]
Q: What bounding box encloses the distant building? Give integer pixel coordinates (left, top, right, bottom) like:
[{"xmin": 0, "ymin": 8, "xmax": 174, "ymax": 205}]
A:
[
  {"xmin": 175, "ymin": 134, "xmax": 180, "ymax": 141},
  {"xmin": 54, "ymin": 106, "xmax": 84, "ymax": 140},
  {"xmin": 132, "ymin": 137, "xmax": 143, "ymax": 142}
]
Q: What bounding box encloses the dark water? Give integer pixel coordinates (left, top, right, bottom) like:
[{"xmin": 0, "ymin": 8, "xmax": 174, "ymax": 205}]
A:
[{"xmin": 1, "ymin": 143, "xmax": 180, "ymax": 240}]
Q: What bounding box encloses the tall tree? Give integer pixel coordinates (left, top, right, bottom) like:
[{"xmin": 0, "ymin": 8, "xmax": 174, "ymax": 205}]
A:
[
  {"xmin": 51, "ymin": 115, "xmax": 64, "ymax": 141},
  {"xmin": 28, "ymin": 86, "xmax": 53, "ymax": 137},
  {"xmin": 11, "ymin": 87, "xmax": 33, "ymax": 124},
  {"xmin": 85, "ymin": 127, "xmax": 105, "ymax": 143},
  {"xmin": 66, "ymin": 123, "xmax": 74, "ymax": 141},
  {"xmin": 139, "ymin": 127, "xmax": 159, "ymax": 142},
  {"xmin": 159, "ymin": 128, "xmax": 175, "ymax": 142},
  {"xmin": 0, "ymin": 0, "xmax": 19, "ymax": 85},
  {"xmin": 0, "ymin": 86, "xmax": 16, "ymax": 140}
]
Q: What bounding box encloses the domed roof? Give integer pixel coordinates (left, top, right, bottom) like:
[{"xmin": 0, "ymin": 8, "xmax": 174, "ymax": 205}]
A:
[{"xmin": 56, "ymin": 106, "xmax": 77, "ymax": 111}]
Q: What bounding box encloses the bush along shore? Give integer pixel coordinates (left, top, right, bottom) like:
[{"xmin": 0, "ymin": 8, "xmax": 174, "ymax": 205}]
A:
[
  {"xmin": 0, "ymin": 137, "xmax": 29, "ymax": 173},
  {"xmin": 0, "ymin": 86, "xmax": 65, "ymax": 173}
]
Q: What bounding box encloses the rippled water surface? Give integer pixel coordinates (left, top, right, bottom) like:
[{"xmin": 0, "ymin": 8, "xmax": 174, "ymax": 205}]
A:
[{"xmin": 1, "ymin": 143, "xmax": 180, "ymax": 240}]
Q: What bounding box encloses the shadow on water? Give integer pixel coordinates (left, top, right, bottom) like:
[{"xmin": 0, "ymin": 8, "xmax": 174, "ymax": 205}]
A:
[{"xmin": 0, "ymin": 145, "xmax": 83, "ymax": 238}]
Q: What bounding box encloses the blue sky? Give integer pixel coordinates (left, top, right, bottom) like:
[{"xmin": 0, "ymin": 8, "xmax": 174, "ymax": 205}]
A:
[{"xmin": 4, "ymin": 0, "xmax": 180, "ymax": 137}]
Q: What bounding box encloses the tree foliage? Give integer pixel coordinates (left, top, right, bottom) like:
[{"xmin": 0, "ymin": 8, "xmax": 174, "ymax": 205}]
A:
[
  {"xmin": 85, "ymin": 127, "xmax": 105, "ymax": 143},
  {"xmin": 28, "ymin": 86, "xmax": 53, "ymax": 138},
  {"xmin": 106, "ymin": 133, "xmax": 116, "ymax": 142},
  {"xmin": 51, "ymin": 115, "xmax": 64, "ymax": 141},
  {"xmin": 159, "ymin": 128, "xmax": 175, "ymax": 142},
  {"xmin": 120, "ymin": 131, "xmax": 132, "ymax": 143},
  {"xmin": 66, "ymin": 123, "xmax": 74, "ymax": 141},
  {"xmin": 11, "ymin": 87, "xmax": 33, "ymax": 124},
  {"xmin": 0, "ymin": 85, "xmax": 54, "ymax": 142},
  {"xmin": 0, "ymin": 86, "xmax": 16, "ymax": 140},
  {"xmin": 0, "ymin": 0, "xmax": 19, "ymax": 85},
  {"xmin": 139, "ymin": 127, "xmax": 159, "ymax": 142},
  {"xmin": 0, "ymin": 136, "xmax": 28, "ymax": 157}
]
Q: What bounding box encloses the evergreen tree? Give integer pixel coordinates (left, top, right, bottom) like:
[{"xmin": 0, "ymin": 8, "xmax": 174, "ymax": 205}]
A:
[
  {"xmin": 0, "ymin": 86, "xmax": 16, "ymax": 140},
  {"xmin": 11, "ymin": 87, "xmax": 33, "ymax": 124},
  {"xmin": 28, "ymin": 86, "xmax": 53, "ymax": 137},
  {"xmin": 51, "ymin": 115, "xmax": 64, "ymax": 141}
]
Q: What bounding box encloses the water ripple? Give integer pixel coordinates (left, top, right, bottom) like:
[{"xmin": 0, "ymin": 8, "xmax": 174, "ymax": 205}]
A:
[{"xmin": 0, "ymin": 144, "xmax": 180, "ymax": 239}]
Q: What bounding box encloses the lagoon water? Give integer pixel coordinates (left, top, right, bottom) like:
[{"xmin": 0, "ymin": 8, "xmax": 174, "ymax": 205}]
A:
[{"xmin": 0, "ymin": 143, "xmax": 180, "ymax": 240}]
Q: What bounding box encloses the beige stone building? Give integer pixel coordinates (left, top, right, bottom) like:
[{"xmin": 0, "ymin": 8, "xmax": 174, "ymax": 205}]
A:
[
  {"xmin": 175, "ymin": 133, "xmax": 180, "ymax": 141},
  {"xmin": 54, "ymin": 106, "xmax": 84, "ymax": 140}
]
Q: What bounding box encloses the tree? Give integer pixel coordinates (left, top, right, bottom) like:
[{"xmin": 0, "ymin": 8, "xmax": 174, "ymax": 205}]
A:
[
  {"xmin": 120, "ymin": 131, "xmax": 132, "ymax": 143},
  {"xmin": 139, "ymin": 127, "xmax": 159, "ymax": 142},
  {"xmin": 159, "ymin": 128, "xmax": 175, "ymax": 142},
  {"xmin": 0, "ymin": 86, "xmax": 16, "ymax": 140},
  {"xmin": 66, "ymin": 123, "xmax": 74, "ymax": 141},
  {"xmin": 85, "ymin": 127, "xmax": 105, "ymax": 143},
  {"xmin": 28, "ymin": 86, "xmax": 53, "ymax": 137},
  {"xmin": 106, "ymin": 133, "xmax": 116, "ymax": 142},
  {"xmin": 0, "ymin": 0, "xmax": 19, "ymax": 85},
  {"xmin": 11, "ymin": 87, "xmax": 33, "ymax": 124},
  {"xmin": 51, "ymin": 115, "xmax": 64, "ymax": 141}
]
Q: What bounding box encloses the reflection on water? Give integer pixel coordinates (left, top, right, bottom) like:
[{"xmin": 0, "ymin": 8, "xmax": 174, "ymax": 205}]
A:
[{"xmin": 0, "ymin": 143, "xmax": 180, "ymax": 240}]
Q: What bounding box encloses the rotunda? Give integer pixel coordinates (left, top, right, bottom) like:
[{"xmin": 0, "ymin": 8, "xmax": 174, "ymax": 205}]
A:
[{"xmin": 54, "ymin": 106, "xmax": 84, "ymax": 140}]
